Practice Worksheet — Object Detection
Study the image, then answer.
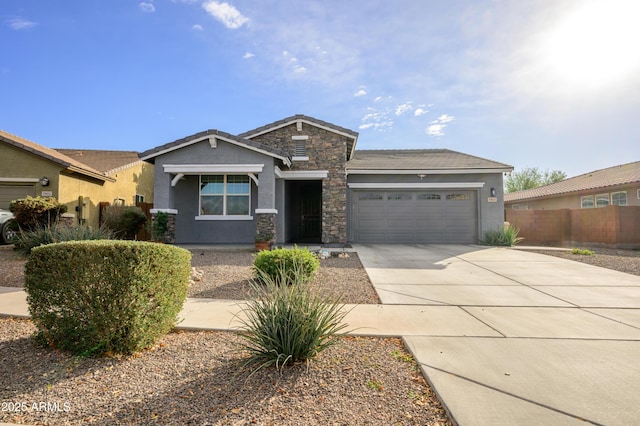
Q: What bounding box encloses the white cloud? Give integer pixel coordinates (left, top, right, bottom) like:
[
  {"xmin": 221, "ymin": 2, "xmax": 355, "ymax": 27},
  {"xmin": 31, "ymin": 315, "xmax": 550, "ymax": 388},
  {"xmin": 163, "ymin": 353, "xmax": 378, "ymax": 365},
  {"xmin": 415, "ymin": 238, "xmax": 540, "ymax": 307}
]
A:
[
  {"xmin": 293, "ymin": 65, "xmax": 307, "ymax": 73},
  {"xmin": 354, "ymin": 88, "xmax": 367, "ymax": 97},
  {"xmin": 426, "ymin": 124, "xmax": 446, "ymax": 137},
  {"xmin": 243, "ymin": 52, "xmax": 255, "ymax": 59},
  {"xmin": 395, "ymin": 102, "xmax": 413, "ymax": 116},
  {"xmin": 192, "ymin": 24, "xmax": 203, "ymax": 31},
  {"xmin": 425, "ymin": 114, "xmax": 454, "ymax": 137},
  {"xmin": 139, "ymin": 2, "xmax": 155, "ymax": 13},
  {"xmin": 202, "ymin": 1, "xmax": 249, "ymax": 29},
  {"xmin": 414, "ymin": 105, "xmax": 428, "ymax": 116},
  {"xmin": 374, "ymin": 96, "xmax": 383, "ymax": 102},
  {"xmin": 7, "ymin": 18, "xmax": 38, "ymax": 30}
]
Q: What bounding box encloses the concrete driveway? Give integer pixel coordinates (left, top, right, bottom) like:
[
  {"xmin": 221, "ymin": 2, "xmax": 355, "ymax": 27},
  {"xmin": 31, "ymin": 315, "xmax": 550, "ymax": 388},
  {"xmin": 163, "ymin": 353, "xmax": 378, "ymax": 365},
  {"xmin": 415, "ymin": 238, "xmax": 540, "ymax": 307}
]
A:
[{"xmin": 354, "ymin": 244, "xmax": 640, "ymax": 426}]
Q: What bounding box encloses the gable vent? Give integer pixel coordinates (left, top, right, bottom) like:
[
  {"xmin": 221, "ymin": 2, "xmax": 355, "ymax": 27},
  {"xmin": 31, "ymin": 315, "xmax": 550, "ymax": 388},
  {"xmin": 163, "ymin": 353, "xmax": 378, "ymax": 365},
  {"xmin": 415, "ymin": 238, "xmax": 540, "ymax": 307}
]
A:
[{"xmin": 295, "ymin": 141, "xmax": 307, "ymax": 156}]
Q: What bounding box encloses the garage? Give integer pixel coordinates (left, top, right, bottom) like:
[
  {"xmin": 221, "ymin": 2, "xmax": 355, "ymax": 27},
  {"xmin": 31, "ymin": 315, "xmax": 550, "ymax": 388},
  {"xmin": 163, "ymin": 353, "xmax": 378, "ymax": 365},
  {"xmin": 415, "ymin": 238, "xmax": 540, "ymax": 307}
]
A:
[
  {"xmin": 0, "ymin": 184, "xmax": 36, "ymax": 210},
  {"xmin": 351, "ymin": 190, "xmax": 478, "ymax": 243}
]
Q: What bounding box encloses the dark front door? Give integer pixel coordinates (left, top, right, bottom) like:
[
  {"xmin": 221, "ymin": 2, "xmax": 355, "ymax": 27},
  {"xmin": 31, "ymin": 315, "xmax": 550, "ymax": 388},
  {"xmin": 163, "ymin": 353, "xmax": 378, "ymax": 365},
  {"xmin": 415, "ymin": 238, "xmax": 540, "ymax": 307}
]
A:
[{"xmin": 285, "ymin": 180, "xmax": 322, "ymax": 243}]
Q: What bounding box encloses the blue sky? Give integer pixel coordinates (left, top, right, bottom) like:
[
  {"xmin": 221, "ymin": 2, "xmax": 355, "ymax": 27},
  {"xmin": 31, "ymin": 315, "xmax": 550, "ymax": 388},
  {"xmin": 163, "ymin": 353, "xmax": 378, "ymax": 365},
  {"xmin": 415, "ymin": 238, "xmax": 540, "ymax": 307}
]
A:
[{"xmin": 2, "ymin": 0, "xmax": 639, "ymax": 177}]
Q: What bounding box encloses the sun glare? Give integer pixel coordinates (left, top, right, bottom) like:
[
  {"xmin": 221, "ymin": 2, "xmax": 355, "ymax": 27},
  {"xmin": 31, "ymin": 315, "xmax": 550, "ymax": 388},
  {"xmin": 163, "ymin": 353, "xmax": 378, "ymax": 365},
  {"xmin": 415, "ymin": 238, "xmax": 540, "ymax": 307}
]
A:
[{"xmin": 539, "ymin": 0, "xmax": 640, "ymax": 91}]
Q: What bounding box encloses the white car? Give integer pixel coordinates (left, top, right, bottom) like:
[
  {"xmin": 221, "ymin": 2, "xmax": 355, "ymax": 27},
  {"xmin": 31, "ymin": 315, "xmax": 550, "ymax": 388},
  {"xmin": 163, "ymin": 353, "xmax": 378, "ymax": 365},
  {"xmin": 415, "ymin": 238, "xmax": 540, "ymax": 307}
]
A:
[{"xmin": 0, "ymin": 209, "xmax": 17, "ymax": 244}]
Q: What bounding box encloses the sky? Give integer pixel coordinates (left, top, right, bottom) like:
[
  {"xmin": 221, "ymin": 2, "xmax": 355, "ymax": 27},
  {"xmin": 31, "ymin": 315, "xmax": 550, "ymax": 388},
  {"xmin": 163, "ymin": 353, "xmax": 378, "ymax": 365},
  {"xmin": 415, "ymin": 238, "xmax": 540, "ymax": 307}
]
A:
[{"xmin": 1, "ymin": 0, "xmax": 639, "ymax": 178}]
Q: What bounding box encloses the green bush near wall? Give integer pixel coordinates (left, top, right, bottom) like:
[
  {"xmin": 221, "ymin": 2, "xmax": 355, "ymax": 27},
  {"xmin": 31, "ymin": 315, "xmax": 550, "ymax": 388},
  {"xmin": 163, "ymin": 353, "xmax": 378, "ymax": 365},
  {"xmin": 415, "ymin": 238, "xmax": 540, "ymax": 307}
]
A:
[{"xmin": 25, "ymin": 240, "xmax": 191, "ymax": 356}]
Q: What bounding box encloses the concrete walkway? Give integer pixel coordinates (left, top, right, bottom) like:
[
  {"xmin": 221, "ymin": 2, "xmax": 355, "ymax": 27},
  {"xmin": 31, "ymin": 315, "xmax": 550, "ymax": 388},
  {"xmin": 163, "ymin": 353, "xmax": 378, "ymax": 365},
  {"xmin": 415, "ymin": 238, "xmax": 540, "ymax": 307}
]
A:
[
  {"xmin": 354, "ymin": 244, "xmax": 640, "ymax": 426},
  {"xmin": 2, "ymin": 244, "xmax": 640, "ymax": 425}
]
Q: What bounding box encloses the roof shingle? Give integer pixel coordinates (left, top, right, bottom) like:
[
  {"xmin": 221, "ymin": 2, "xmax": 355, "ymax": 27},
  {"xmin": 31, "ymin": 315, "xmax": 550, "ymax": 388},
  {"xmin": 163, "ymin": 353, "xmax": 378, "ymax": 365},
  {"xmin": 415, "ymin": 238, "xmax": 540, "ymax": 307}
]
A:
[
  {"xmin": 55, "ymin": 149, "xmax": 142, "ymax": 174},
  {"xmin": 347, "ymin": 149, "xmax": 512, "ymax": 171}
]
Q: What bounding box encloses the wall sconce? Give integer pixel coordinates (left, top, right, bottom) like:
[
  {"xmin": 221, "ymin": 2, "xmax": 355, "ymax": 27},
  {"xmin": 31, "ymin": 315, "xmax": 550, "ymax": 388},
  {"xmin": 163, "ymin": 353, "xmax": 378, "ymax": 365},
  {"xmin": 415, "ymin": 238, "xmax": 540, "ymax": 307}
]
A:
[
  {"xmin": 417, "ymin": 174, "xmax": 426, "ymax": 180},
  {"xmin": 490, "ymin": 187, "xmax": 496, "ymax": 197},
  {"xmin": 40, "ymin": 177, "xmax": 50, "ymax": 187}
]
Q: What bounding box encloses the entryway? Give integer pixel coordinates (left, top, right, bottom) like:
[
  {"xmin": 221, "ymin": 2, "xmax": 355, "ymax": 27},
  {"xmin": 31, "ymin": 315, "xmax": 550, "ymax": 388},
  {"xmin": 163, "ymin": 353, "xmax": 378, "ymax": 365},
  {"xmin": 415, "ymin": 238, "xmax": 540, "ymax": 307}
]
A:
[{"xmin": 285, "ymin": 180, "xmax": 322, "ymax": 243}]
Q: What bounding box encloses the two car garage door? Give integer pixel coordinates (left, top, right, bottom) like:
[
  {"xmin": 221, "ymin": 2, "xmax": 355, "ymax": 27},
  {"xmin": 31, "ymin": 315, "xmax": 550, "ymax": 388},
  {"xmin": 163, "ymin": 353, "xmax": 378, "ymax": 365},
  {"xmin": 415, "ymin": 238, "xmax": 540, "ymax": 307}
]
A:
[
  {"xmin": 351, "ymin": 190, "xmax": 478, "ymax": 243},
  {"xmin": 0, "ymin": 184, "xmax": 36, "ymax": 210}
]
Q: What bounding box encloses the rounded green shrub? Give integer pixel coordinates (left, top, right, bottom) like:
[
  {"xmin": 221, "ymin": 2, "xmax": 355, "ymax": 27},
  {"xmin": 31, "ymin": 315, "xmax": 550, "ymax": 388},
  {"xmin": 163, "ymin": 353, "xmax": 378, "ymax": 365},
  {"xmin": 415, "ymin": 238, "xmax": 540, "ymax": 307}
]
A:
[
  {"xmin": 25, "ymin": 240, "xmax": 191, "ymax": 356},
  {"xmin": 253, "ymin": 247, "xmax": 320, "ymax": 284}
]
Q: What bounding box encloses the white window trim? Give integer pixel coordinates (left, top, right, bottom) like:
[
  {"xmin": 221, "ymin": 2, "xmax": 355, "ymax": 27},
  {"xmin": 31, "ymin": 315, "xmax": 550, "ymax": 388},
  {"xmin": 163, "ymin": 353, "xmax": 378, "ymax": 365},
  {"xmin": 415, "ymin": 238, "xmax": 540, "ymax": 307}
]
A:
[
  {"xmin": 198, "ymin": 174, "xmax": 252, "ymax": 219},
  {"xmin": 595, "ymin": 193, "xmax": 610, "ymax": 208},
  {"xmin": 581, "ymin": 195, "xmax": 594, "ymax": 208},
  {"xmin": 611, "ymin": 191, "xmax": 628, "ymax": 206},
  {"xmin": 164, "ymin": 164, "xmax": 264, "ymax": 174}
]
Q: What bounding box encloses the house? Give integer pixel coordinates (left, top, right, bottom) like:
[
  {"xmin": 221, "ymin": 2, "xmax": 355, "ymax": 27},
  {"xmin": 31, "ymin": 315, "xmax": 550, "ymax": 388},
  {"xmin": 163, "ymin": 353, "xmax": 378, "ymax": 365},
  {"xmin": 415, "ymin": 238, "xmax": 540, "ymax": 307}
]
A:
[
  {"xmin": 140, "ymin": 115, "xmax": 512, "ymax": 245},
  {"xmin": 0, "ymin": 130, "xmax": 154, "ymax": 226},
  {"xmin": 505, "ymin": 161, "xmax": 640, "ymax": 210}
]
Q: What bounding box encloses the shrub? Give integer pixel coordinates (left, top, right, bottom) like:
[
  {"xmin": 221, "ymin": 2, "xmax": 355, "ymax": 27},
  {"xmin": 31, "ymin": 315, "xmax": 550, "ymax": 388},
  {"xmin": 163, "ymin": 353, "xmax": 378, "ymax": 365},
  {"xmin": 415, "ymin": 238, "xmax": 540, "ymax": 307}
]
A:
[
  {"xmin": 253, "ymin": 247, "xmax": 320, "ymax": 285},
  {"xmin": 152, "ymin": 211, "xmax": 169, "ymax": 241},
  {"xmin": 25, "ymin": 240, "xmax": 191, "ymax": 356},
  {"xmin": 9, "ymin": 196, "xmax": 68, "ymax": 231},
  {"xmin": 102, "ymin": 205, "xmax": 147, "ymax": 239},
  {"xmin": 239, "ymin": 264, "xmax": 348, "ymax": 373},
  {"xmin": 14, "ymin": 223, "xmax": 115, "ymax": 256},
  {"xmin": 571, "ymin": 248, "xmax": 594, "ymax": 255},
  {"xmin": 482, "ymin": 225, "xmax": 524, "ymax": 247}
]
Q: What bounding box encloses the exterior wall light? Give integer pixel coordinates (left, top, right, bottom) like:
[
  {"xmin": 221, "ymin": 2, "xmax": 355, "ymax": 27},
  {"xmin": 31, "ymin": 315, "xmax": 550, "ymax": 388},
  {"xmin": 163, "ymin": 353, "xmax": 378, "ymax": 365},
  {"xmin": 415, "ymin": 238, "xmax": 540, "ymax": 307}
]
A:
[
  {"xmin": 490, "ymin": 187, "xmax": 496, "ymax": 197},
  {"xmin": 40, "ymin": 177, "xmax": 50, "ymax": 187}
]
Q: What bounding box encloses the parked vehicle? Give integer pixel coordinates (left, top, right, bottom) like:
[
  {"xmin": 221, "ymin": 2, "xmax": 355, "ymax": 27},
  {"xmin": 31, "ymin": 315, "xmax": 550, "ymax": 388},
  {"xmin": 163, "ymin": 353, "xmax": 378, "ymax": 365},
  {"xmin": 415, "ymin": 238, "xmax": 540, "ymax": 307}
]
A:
[{"xmin": 0, "ymin": 209, "xmax": 17, "ymax": 244}]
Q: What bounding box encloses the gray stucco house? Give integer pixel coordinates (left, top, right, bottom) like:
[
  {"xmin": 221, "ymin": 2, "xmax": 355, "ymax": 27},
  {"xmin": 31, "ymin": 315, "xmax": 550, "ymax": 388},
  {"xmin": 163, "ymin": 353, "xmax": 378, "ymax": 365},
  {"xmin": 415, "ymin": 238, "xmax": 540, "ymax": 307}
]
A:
[{"xmin": 140, "ymin": 115, "xmax": 512, "ymax": 245}]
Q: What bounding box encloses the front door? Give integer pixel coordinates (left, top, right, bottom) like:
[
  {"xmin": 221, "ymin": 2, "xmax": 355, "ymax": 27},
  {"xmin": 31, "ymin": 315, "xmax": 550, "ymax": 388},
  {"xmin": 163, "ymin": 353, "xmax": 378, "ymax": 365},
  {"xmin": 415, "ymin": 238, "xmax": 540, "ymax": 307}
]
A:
[{"xmin": 285, "ymin": 180, "xmax": 322, "ymax": 243}]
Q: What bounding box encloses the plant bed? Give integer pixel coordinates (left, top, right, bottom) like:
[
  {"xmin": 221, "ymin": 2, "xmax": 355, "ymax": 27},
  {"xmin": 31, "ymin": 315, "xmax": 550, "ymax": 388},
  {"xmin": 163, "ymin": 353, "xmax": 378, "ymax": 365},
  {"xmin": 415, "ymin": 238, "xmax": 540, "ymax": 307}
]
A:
[{"xmin": 0, "ymin": 317, "xmax": 451, "ymax": 425}]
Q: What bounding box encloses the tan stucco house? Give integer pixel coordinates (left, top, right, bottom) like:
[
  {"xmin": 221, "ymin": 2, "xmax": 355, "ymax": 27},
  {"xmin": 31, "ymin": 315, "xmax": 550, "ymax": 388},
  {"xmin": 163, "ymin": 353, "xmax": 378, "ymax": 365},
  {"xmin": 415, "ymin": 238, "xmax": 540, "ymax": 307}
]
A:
[
  {"xmin": 505, "ymin": 161, "xmax": 640, "ymax": 210},
  {"xmin": 0, "ymin": 130, "xmax": 154, "ymax": 227}
]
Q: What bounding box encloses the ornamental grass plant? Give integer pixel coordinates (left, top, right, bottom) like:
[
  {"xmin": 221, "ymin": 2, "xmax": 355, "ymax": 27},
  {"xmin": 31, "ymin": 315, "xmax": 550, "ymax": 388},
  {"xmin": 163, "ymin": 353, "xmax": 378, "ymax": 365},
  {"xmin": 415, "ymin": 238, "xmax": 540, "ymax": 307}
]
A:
[
  {"xmin": 482, "ymin": 224, "xmax": 524, "ymax": 247},
  {"xmin": 239, "ymin": 261, "xmax": 349, "ymax": 374}
]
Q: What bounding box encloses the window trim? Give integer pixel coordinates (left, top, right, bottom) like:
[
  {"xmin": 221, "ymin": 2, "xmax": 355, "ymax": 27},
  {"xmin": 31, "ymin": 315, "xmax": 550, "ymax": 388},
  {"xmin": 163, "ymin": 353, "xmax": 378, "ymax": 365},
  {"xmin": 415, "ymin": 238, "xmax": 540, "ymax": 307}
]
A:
[
  {"xmin": 581, "ymin": 195, "xmax": 594, "ymax": 208},
  {"xmin": 197, "ymin": 174, "xmax": 252, "ymax": 220},
  {"xmin": 595, "ymin": 193, "xmax": 610, "ymax": 208},
  {"xmin": 611, "ymin": 191, "xmax": 627, "ymax": 206}
]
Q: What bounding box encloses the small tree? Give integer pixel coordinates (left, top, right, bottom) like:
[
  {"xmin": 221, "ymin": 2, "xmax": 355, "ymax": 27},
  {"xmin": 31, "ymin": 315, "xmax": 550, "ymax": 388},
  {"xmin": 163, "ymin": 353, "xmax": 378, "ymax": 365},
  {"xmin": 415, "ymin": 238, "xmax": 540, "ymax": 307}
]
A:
[
  {"xmin": 9, "ymin": 196, "xmax": 68, "ymax": 231},
  {"xmin": 505, "ymin": 167, "xmax": 567, "ymax": 193}
]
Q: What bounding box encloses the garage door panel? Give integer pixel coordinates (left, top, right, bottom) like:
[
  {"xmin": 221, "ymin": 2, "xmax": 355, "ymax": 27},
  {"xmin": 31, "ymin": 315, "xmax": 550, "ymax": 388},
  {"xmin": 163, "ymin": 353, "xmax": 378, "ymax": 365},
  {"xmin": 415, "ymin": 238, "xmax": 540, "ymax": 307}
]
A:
[
  {"xmin": 352, "ymin": 190, "xmax": 478, "ymax": 244},
  {"xmin": 0, "ymin": 184, "xmax": 36, "ymax": 209}
]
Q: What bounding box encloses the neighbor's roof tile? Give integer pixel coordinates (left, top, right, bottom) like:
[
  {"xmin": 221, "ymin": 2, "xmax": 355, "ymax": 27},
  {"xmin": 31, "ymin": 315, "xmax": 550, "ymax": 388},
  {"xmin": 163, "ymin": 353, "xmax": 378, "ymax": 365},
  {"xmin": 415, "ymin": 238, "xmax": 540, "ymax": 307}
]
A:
[{"xmin": 504, "ymin": 161, "xmax": 640, "ymax": 202}]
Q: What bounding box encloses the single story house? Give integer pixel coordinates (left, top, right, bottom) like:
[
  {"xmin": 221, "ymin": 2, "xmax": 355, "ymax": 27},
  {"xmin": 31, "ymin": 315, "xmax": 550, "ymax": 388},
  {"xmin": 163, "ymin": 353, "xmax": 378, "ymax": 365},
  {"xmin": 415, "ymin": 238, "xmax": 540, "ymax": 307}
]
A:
[
  {"xmin": 140, "ymin": 115, "xmax": 512, "ymax": 245},
  {"xmin": 505, "ymin": 161, "xmax": 640, "ymax": 210},
  {"xmin": 0, "ymin": 130, "xmax": 154, "ymax": 226}
]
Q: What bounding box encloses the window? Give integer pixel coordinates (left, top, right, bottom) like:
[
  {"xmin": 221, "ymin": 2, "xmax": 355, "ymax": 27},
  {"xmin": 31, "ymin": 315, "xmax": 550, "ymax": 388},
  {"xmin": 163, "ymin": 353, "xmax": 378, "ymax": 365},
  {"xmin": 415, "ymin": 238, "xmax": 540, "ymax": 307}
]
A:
[
  {"xmin": 446, "ymin": 193, "xmax": 470, "ymax": 200},
  {"xmin": 512, "ymin": 204, "xmax": 520, "ymax": 210},
  {"xmin": 581, "ymin": 195, "xmax": 594, "ymax": 208},
  {"xmin": 135, "ymin": 194, "xmax": 145, "ymax": 204},
  {"xmin": 595, "ymin": 194, "xmax": 609, "ymax": 208},
  {"xmin": 200, "ymin": 175, "xmax": 250, "ymax": 216},
  {"xmin": 638, "ymin": 189, "xmax": 640, "ymax": 200},
  {"xmin": 387, "ymin": 193, "xmax": 412, "ymax": 201},
  {"xmin": 417, "ymin": 193, "xmax": 441, "ymax": 200},
  {"xmin": 611, "ymin": 191, "xmax": 627, "ymax": 206},
  {"xmin": 359, "ymin": 193, "xmax": 384, "ymax": 200}
]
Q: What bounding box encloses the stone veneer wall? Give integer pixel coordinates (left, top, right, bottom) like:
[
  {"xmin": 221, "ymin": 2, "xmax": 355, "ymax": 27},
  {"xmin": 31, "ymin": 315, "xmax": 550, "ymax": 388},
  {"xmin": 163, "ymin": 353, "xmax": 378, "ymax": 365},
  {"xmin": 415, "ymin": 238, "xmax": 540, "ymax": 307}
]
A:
[
  {"xmin": 249, "ymin": 123, "xmax": 349, "ymax": 244},
  {"xmin": 256, "ymin": 212, "xmax": 277, "ymax": 242}
]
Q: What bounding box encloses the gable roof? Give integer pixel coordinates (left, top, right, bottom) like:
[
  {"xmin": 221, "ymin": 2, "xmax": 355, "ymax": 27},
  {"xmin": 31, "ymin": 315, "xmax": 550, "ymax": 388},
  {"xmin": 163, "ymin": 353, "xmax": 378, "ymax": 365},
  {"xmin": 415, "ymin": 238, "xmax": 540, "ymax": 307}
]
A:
[
  {"xmin": 55, "ymin": 149, "xmax": 142, "ymax": 175},
  {"xmin": 346, "ymin": 149, "xmax": 512, "ymax": 173},
  {"xmin": 238, "ymin": 114, "xmax": 359, "ymax": 160},
  {"xmin": 505, "ymin": 161, "xmax": 640, "ymax": 202},
  {"xmin": 139, "ymin": 129, "xmax": 291, "ymax": 166},
  {"xmin": 0, "ymin": 130, "xmax": 114, "ymax": 182}
]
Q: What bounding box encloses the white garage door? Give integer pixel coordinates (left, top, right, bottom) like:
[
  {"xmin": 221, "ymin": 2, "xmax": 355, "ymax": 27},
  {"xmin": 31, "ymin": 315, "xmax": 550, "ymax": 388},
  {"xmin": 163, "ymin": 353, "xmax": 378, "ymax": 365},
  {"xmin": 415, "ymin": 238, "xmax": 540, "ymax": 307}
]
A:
[
  {"xmin": 351, "ymin": 190, "xmax": 478, "ymax": 243},
  {"xmin": 0, "ymin": 184, "xmax": 36, "ymax": 209}
]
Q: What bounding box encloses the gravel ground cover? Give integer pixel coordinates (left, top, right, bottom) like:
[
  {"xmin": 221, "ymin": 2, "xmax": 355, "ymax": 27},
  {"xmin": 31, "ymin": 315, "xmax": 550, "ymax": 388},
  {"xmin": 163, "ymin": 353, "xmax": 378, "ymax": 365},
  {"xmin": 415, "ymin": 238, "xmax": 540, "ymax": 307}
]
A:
[
  {"xmin": 527, "ymin": 247, "xmax": 640, "ymax": 276},
  {"xmin": 0, "ymin": 246, "xmax": 450, "ymax": 425}
]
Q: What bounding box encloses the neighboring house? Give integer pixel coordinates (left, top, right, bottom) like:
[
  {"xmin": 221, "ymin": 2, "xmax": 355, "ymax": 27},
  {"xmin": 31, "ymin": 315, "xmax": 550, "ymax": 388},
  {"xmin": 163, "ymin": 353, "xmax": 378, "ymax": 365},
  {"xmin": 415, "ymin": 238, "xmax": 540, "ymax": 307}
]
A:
[
  {"xmin": 0, "ymin": 130, "xmax": 154, "ymax": 227},
  {"xmin": 505, "ymin": 161, "xmax": 640, "ymax": 210},
  {"xmin": 140, "ymin": 114, "xmax": 512, "ymax": 245}
]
